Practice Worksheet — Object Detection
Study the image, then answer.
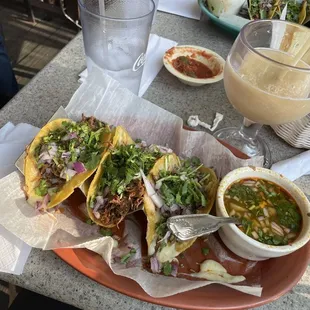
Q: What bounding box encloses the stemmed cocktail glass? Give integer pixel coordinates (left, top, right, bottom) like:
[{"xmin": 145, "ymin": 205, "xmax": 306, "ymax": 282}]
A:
[{"xmin": 214, "ymin": 20, "xmax": 310, "ymax": 167}]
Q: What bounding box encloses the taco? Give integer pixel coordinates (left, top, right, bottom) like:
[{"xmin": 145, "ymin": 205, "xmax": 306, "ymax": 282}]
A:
[
  {"xmin": 248, "ymin": 0, "xmax": 310, "ymax": 24},
  {"xmin": 143, "ymin": 154, "xmax": 218, "ymax": 269},
  {"xmin": 87, "ymin": 127, "xmax": 164, "ymax": 227},
  {"xmin": 24, "ymin": 115, "xmax": 111, "ymax": 210}
]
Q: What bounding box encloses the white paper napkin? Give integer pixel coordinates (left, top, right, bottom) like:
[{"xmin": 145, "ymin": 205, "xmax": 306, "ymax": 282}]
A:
[
  {"xmin": 79, "ymin": 34, "xmax": 177, "ymax": 97},
  {"xmin": 0, "ymin": 122, "xmax": 38, "ymax": 274},
  {"xmin": 271, "ymin": 150, "xmax": 310, "ymax": 181},
  {"xmin": 158, "ymin": 0, "xmax": 201, "ymax": 20}
]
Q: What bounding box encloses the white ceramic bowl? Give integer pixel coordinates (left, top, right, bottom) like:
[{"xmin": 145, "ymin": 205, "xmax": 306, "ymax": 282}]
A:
[
  {"xmin": 216, "ymin": 167, "xmax": 310, "ymax": 261},
  {"xmin": 163, "ymin": 45, "xmax": 225, "ymax": 86}
]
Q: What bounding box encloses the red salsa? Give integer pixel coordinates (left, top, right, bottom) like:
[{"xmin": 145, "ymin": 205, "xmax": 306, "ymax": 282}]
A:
[{"xmin": 172, "ymin": 56, "xmax": 214, "ymax": 79}]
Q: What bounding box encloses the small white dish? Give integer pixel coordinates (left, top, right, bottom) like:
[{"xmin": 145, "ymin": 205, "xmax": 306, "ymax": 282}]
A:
[
  {"xmin": 163, "ymin": 45, "xmax": 225, "ymax": 86},
  {"xmin": 216, "ymin": 167, "xmax": 310, "ymax": 261}
]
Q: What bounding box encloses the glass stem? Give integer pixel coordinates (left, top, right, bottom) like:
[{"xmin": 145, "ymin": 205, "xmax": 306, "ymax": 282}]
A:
[{"xmin": 238, "ymin": 118, "xmax": 263, "ymax": 145}]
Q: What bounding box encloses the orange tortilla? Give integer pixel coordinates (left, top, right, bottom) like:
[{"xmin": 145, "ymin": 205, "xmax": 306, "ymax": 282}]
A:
[
  {"xmin": 143, "ymin": 153, "xmax": 218, "ymax": 262},
  {"xmin": 86, "ymin": 126, "xmax": 134, "ymax": 227},
  {"xmin": 24, "ymin": 118, "xmax": 112, "ymax": 209}
]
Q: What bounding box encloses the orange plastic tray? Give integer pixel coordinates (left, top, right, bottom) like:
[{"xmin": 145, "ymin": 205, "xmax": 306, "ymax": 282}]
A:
[{"xmin": 54, "ymin": 140, "xmax": 310, "ymax": 309}]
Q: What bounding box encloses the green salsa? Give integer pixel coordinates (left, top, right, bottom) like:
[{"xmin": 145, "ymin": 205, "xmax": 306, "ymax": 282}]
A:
[{"xmin": 224, "ymin": 178, "xmax": 302, "ymax": 246}]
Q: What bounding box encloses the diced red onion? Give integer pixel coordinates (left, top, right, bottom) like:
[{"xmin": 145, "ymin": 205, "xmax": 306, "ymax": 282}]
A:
[
  {"xmin": 271, "ymin": 222, "xmax": 283, "ymax": 232},
  {"xmin": 287, "ymin": 232, "xmax": 296, "ymax": 239},
  {"xmin": 96, "ymin": 196, "xmax": 104, "ymax": 205},
  {"xmin": 182, "ymin": 208, "xmax": 192, "ymax": 215},
  {"xmin": 158, "ymin": 230, "xmax": 171, "ymax": 243},
  {"xmin": 39, "ymin": 151, "xmax": 52, "ymax": 163},
  {"xmin": 61, "ymin": 151, "xmax": 71, "ymax": 158},
  {"xmin": 62, "ymin": 132, "xmax": 77, "ymax": 141},
  {"xmin": 160, "ymin": 204, "xmax": 171, "ymax": 216},
  {"xmin": 36, "ymin": 194, "xmax": 50, "ymax": 211},
  {"xmin": 45, "ymin": 168, "xmax": 51, "ymax": 174},
  {"xmin": 126, "ymin": 259, "xmax": 139, "ymax": 268},
  {"xmin": 149, "ymin": 144, "xmax": 173, "ymax": 154},
  {"xmin": 150, "ymin": 256, "xmax": 161, "ymax": 273},
  {"xmin": 60, "ymin": 168, "xmax": 77, "ymax": 179},
  {"xmin": 113, "ymin": 257, "xmax": 122, "ymax": 264},
  {"xmin": 48, "ymin": 143, "xmax": 57, "ymax": 157},
  {"xmin": 171, "ymin": 259, "xmax": 179, "ymax": 277},
  {"xmin": 257, "ymin": 216, "xmax": 265, "ymax": 221},
  {"xmin": 263, "ymin": 208, "xmax": 269, "ymax": 217},
  {"xmin": 103, "ymin": 187, "xmax": 110, "ymax": 197},
  {"xmin": 243, "ymin": 181, "xmax": 256, "ymax": 185},
  {"xmin": 93, "ymin": 211, "xmax": 101, "ymax": 219},
  {"xmin": 93, "ymin": 196, "xmax": 107, "ymax": 213},
  {"xmin": 271, "ymin": 222, "xmax": 284, "ymax": 236},
  {"xmin": 170, "ymin": 204, "xmax": 180, "ymax": 212},
  {"xmin": 66, "ymin": 169, "xmax": 77, "ymax": 179},
  {"xmin": 50, "ymin": 178, "xmax": 59, "ymax": 184},
  {"xmin": 141, "ymin": 141, "xmax": 147, "ymax": 147},
  {"xmin": 35, "ymin": 201, "xmax": 43, "ymax": 211},
  {"xmin": 67, "ymin": 162, "xmax": 74, "ymax": 169},
  {"xmin": 171, "ymin": 204, "xmax": 182, "ymax": 216},
  {"xmin": 282, "ymin": 226, "xmax": 290, "ymax": 234},
  {"xmin": 73, "ymin": 162, "xmax": 86, "ymax": 173},
  {"xmin": 252, "ymin": 231, "xmax": 259, "ymax": 239},
  {"xmin": 42, "ymin": 194, "xmax": 50, "ymax": 208},
  {"xmin": 93, "ymin": 203, "xmax": 101, "ymax": 213}
]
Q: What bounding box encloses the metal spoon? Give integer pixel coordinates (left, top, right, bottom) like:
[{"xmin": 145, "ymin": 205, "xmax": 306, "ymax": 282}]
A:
[{"xmin": 167, "ymin": 214, "xmax": 241, "ymax": 241}]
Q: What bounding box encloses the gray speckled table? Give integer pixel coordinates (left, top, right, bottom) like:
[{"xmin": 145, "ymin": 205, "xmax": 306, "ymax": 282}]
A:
[{"xmin": 0, "ymin": 11, "xmax": 309, "ymax": 310}]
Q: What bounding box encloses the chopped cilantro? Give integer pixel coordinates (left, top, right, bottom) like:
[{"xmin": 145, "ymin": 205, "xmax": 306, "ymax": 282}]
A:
[
  {"xmin": 240, "ymin": 218, "xmax": 252, "ymax": 236},
  {"xmin": 83, "ymin": 152, "xmax": 101, "ymax": 170},
  {"xmin": 34, "ymin": 116, "xmax": 108, "ymax": 196},
  {"xmin": 155, "ymin": 219, "xmax": 168, "ymax": 239},
  {"xmin": 156, "ymin": 157, "xmax": 209, "ymax": 211},
  {"xmin": 162, "ymin": 262, "xmax": 172, "ymax": 276},
  {"xmin": 202, "ymin": 247, "xmax": 209, "ymax": 255},
  {"xmin": 187, "ymin": 71, "xmax": 197, "ymax": 78},
  {"xmin": 99, "ymin": 228, "xmax": 113, "ymax": 236},
  {"xmin": 99, "ymin": 144, "xmax": 162, "ymax": 196},
  {"xmin": 86, "ymin": 218, "xmax": 94, "ymax": 225},
  {"xmin": 35, "ymin": 179, "xmax": 48, "ymax": 196},
  {"xmin": 273, "ymin": 198, "xmax": 301, "ymax": 232},
  {"xmin": 227, "ymin": 184, "xmax": 261, "ymax": 207},
  {"xmin": 179, "ymin": 56, "xmax": 189, "ymax": 64},
  {"xmin": 120, "ymin": 248, "xmax": 136, "ymax": 264}
]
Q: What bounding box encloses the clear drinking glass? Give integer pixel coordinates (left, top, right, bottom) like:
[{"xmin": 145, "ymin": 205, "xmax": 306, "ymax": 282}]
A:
[
  {"xmin": 78, "ymin": 0, "xmax": 155, "ymax": 95},
  {"xmin": 213, "ymin": 20, "xmax": 310, "ymax": 167}
]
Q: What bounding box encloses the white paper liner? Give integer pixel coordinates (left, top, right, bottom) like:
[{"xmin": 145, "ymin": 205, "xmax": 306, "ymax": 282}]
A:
[{"xmin": 0, "ymin": 69, "xmax": 264, "ymax": 297}]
